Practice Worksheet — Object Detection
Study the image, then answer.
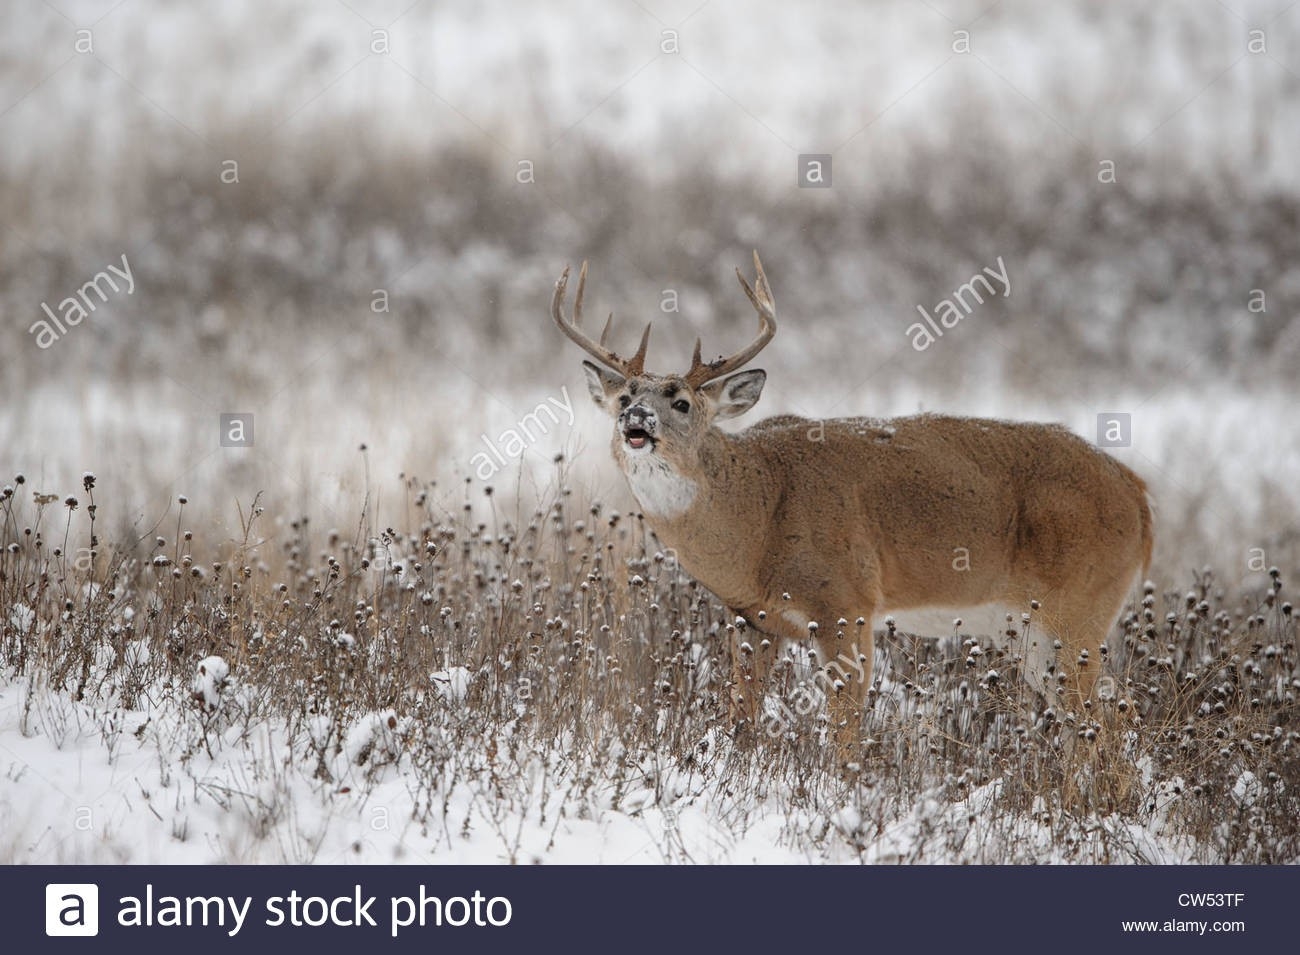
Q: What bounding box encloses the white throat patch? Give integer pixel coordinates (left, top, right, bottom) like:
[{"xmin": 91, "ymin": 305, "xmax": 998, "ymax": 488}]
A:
[{"xmin": 624, "ymin": 456, "xmax": 698, "ymax": 519}]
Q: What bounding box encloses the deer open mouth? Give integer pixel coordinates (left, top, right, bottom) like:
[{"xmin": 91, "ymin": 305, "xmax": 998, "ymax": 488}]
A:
[{"xmin": 623, "ymin": 427, "xmax": 654, "ymax": 450}]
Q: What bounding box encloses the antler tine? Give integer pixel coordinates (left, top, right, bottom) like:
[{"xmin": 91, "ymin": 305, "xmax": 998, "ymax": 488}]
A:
[
  {"xmin": 573, "ymin": 260, "xmax": 588, "ymax": 327},
  {"xmin": 628, "ymin": 322, "xmax": 652, "ymax": 376},
  {"xmin": 684, "ymin": 251, "xmax": 777, "ymax": 387},
  {"xmin": 552, "ymin": 261, "xmax": 652, "ymax": 377},
  {"xmin": 551, "ymin": 264, "xmax": 574, "ymax": 328},
  {"xmin": 737, "ymin": 249, "xmax": 775, "ymax": 321}
]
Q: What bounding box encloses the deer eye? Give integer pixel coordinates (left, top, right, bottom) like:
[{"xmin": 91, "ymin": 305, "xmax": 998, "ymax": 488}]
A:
[
  {"xmin": 618, "ymin": 395, "xmax": 631, "ymax": 409},
  {"xmin": 672, "ymin": 399, "xmax": 690, "ymax": 414}
]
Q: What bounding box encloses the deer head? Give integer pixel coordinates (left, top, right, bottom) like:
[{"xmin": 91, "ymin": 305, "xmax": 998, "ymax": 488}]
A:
[{"xmin": 552, "ymin": 252, "xmax": 776, "ymax": 475}]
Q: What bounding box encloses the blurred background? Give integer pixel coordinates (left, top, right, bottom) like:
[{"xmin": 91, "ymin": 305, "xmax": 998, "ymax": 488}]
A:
[{"xmin": 2, "ymin": 0, "xmax": 1298, "ymax": 573}]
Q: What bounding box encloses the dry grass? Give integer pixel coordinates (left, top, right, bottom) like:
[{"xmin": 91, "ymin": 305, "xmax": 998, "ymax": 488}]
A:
[{"xmin": 3, "ymin": 466, "xmax": 1296, "ymax": 863}]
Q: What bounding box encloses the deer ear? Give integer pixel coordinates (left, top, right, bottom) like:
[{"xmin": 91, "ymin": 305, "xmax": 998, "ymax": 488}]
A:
[
  {"xmin": 703, "ymin": 369, "xmax": 766, "ymax": 420},
  {"xmin": 582, "ymin": 361, "xmax": 626, "ymax": 407}
]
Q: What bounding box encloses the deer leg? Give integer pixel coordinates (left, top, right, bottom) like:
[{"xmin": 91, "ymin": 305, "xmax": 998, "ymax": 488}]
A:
[
  {"xmin": 773, "ymin": 596, "xmax": 876, "ymax": 764},
  {"xmin": 1035, "ymin": 580, "xmax": 1129, "ymax": 710}
]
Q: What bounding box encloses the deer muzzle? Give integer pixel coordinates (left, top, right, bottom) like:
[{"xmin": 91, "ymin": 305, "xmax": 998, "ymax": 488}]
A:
[{"xmin": 620, "ymin": 406, "xmax": 657, "ymax": 450}]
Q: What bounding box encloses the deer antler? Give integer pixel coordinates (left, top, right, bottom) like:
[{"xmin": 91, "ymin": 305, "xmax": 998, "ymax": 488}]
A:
[
  {"xmin": 552, "ymin": 261, "xmax": 651, "ymax": 378},
  {"xmin": 684, "ymin": 251, "xmax": 777, "ymax": 387}
]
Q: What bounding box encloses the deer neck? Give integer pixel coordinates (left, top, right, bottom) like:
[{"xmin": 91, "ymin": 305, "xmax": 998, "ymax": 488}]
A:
[
  {"xmin": 621, "ymin": 450, "xmax": 702, "ymax": 522},
  {"xmin": 621, "ymin": 430, "xmax": 765, "ymax": 593}
]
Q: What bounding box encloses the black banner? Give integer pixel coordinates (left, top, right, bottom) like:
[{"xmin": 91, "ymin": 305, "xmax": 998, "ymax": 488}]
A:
[{"xmin": 10, "ymin": 865, "xmax": 1285, "ymax": 952}]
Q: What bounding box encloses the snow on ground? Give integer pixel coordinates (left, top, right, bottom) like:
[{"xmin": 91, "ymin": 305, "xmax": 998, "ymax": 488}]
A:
[
  {"xmin": 0, "ymin": 671, "xmax": 783, "ymax": 864},
  {"xmin": 0, "ymin": 668, "xmax": 1213, "ymax": 865}
]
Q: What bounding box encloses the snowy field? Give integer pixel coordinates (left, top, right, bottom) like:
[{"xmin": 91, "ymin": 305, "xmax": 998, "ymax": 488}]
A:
[
  {"xmin": 3, "ymin": 0, "xmax": 1299, "ymax": 863},
  {"xmin": 0, "ymin": 673, "xmax": 1240, "ymax": 865},
  {"xmin": 2, "ymin": 471, "xmax": 1294, "ymax": 865}
]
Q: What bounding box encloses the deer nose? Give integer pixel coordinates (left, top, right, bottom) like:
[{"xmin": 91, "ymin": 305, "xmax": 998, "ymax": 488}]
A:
[{"xmin": 622, "ymin": 405, "xmax": 656, "ymax": 432}]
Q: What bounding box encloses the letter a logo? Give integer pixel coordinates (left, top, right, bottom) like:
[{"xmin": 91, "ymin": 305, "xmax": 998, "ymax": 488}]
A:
[{"xmin": 46, "ymin": 884, "xmax": 99, "ymax": 936}]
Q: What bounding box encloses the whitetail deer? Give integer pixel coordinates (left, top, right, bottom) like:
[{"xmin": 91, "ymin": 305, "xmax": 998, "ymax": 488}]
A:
[{"xmin": 553, "ymin": 252, "xmax": 1153, "ymax": 761}]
